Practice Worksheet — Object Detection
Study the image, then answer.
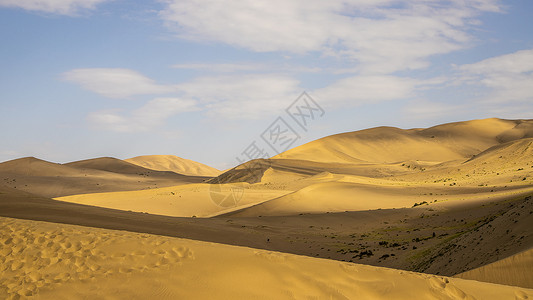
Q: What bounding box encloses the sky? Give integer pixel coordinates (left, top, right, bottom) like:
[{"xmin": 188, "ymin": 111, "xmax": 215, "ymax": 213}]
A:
[{"xmin": 1, "ymin": 0, "xmax": 532, "ymax": 169}]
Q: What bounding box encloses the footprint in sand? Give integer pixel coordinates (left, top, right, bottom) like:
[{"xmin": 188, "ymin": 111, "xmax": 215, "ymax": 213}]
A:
[
  {"xmin": 429, "ymin": 277, "xmax": 474, "ymax": 300},
  {"xmin": 516, "ymin": 290, "xmax": 529, "ymax": 300}
]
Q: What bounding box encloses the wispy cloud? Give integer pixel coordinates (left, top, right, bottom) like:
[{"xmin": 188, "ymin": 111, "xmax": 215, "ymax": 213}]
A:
[
  {"xmin": 458, "ymin": 48, "xmax": 533, "ymax": 104},
  {"xmin": 0, "ymin": 0, "xmax": 109, "ymax": 15},
  {"xmin": 314, "ymin": 75, "xmax": 419, "ymax": 107},
  {"xmin": 404, "ymin": 48, "xmax": 533, "ymax": 120},
  {"xmin": 403, "ymin": 99, "xmax": 468, "ymax": 120},
  {"xmin": 172, "ymin": 62, "xmax": 322, "ymax": 74},
  {"xmin": 80, "ymin": 69, "xmax": 302, "ymax": 130},
  {"xmin": 88, "ymin": 98, "xmax": 199, "ymax": 132},
  {"xmin": 63, "ymin": 68, "xmax": 175, "ymax": 99},
  {"xmin": 172, "ymin": 63, "xmax": 267, "ymax": 73},
  {"xmin": 160, "ymin": 0, "xmax": 502, "ymax": 74}
]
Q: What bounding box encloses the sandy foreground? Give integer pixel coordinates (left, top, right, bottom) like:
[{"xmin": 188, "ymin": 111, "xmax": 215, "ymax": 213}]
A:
[{"xmin": 1, "ymin": 217, "xmax": 532, "ymax": 300}]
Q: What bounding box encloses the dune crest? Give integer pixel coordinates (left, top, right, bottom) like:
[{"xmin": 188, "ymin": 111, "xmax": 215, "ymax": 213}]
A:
[
  {"xmin": 125, "ymin": 155, "xmax": 221, "ymax": 177},
  {"xmin": 274, "ymin": 118, "xmax": 533, "ymax": 164}
]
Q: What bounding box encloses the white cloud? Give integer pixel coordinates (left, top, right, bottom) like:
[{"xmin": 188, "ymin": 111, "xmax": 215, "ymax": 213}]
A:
[
  {"xmin": 459, "ymin": 48, "xmax": 533, "ymax": 75},
  {"xmin": 80, "ymin": 67, "xmax": 433, "ymax": 132},
  {"xmin": 0, "ymin": 0, "xmax": 109, "ymax": 15},
  {"xmin": 458, "ymin": 48, "xmax": 533, "ymax": 104},
  {"xmin": 160, "ymin": 0, "xmax": 502, "ymax": 74},
  {"xmin": 86, "ymin": 71, "xmax": 302, "ymax": 131},
  {"xmin": 172, "ymin": 63, "xmax": 267, "ymax": 73},
  {"xmin": 88, "ymin": 111, "xmax": 131, "ymax": 132},
  {"xmin": 63, "ymin": 68, "xmax": 175, "ymax": 99},
  {"xmin": 89, "ymin": 98, "xmax": 198, "ymax": 132},
  {"xmin": 176, "ymin": 74, "xmax": 301, "ymax": 119},
  {"xmin": 172, "ymin": 62, "xmax": 322, "ymax": 74},
  {"xmin": 403, "ymin": 99, "xmax": 468, "ymax": 120},
  {"xmin": 132, "ymin": 97, "xmax": 198, "ymax": 124},
  {"xmin": 314, "ymin": 75, "xmax": 419, "ymax": 107}
]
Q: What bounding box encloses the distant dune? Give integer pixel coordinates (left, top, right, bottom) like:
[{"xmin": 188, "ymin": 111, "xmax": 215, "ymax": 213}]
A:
[
  {"xmin": 64, "ymin": 157, "xmax": 172, "ymax": 175},
  {"xmin": 1, "ymin": 216, "xmax": 531, "ymax": 299},
  {"xmin": 125, "ymin": 155, "xmax": 221, "ymax": 177},
  {"xmin": 455, "ymin": 248, "xmax": 533, "ymax": 289},
  {"xmin": 0, "ymin": 157, "xmax": 210, "ymax": 198}
]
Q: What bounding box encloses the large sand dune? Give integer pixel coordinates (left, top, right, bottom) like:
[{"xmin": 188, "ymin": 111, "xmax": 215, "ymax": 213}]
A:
[
  {"xmin": 1, "ymin": 216, "xmax": 531, "ymax": 299},
  {"xmin": 274, "ymin": 118, "xmax": 533, "ymax": 164},
  {"xmin": 125, "ymin": 155, "xmax": 221, "ymax": 177},
  {"xmin": 55, "ymin": 183, "xmax": 290, "ymax": 218}
]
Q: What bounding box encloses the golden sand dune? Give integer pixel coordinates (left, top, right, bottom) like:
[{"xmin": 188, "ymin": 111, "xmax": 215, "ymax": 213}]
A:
[
  {"xmin": 125, "ymin": 155, "xmax": 221, "ymax": 177},
  {"xmin": 1, "ymin": 216, "xmax": 531, "ymax": 300},
  {"xmin": 2, "ymin": 181, "xmax": 532, "ymax": 281},
  {"xmin": 52, "ymin": 124, "xmax": 533, "ymax": 218},
  {"xmin": 455, "ymin": 248, "xmax": 533, "ymax": 289},
  {"xmin": 65, "ymin": 157, "xmax": 175, "ymax": 175},
  {"xmin": 0, "ymin": 157, "xmax": 209, "ymax": 198},
  {"xmin": 55, "ymin": 183, "xmax": 290, "ymax": 218},
  {"xmin": 219, "ymin": 136, "xmax": 532, "ymax": 217},
  {"xmin": 274, "ymin": 118, "xmax": 533, "ymax": 164},
  {"xmin": 395, "ymin": 137, "xmax": 533, "ymax": 185},
  {"xmin": 1, "ymin": 118, "xmax": 532, "ymax": 298}
]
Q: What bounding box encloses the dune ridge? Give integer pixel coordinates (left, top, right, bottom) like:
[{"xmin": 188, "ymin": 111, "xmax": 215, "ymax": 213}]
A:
[
  {"xmin": 125, "ymin": 155, "xmax": 221, "ymax": 177},
  {"xmin": 0, "ymin": 157, "xmax": 209, "ymax": 198},
  {"xmin": 274, "ymin": 118, "xmax": 533, "ymax": 164}
]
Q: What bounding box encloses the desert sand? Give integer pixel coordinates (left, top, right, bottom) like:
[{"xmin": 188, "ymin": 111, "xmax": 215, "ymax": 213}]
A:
[
  {"xmin": 0, "ymin": 157, "xmax": 208, "ymax": 198},
  {"xmin": 1, "ymin": 216, "xmax": 531, "ymax": 299},
  {"xmin": 1, "ymin": 118, "xmax": 532, "ymax": 298},
  {"xmin": 455, "ymin": 248, "xmax": 533, "ymax": 289},
  {"xmin": 125, "ymin": 155, "xmax": 222, "ymax": 177}
]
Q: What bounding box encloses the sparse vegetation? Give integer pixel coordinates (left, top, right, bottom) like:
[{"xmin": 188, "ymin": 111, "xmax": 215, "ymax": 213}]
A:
[{"xmin": 412, "ymin": 201, "xmax": 428, "ymax": 207}]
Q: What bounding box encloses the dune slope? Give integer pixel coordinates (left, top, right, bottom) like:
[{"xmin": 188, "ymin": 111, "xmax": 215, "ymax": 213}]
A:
[
  {"xmin": 0, "ymin": 157, "xmax": 208, "ymax": 198},
  {"xmin": 1, "ymin": 216, "xmax": 531, "ymax": 300},
  {"xmin": 274, "ymin": 118, "xmax": 533, "ymax": 164},
  {"xmin": 455, "ymin": 248, "xmax": 533, "ymax": 289},
  {"xmin": 125, "ymin": 155, "xmax": 221, "ymax": 177}
]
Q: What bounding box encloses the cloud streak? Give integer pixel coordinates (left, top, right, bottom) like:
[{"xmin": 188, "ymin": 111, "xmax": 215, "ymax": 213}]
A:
[
  {"xmin": 63, "ymin": 68, "xmax": 176, "ymax": 99},
  {"xmin": 0, "ymin": 0, "xmax": 109, "ymax": 15},
  {"xmin": 458, "ymin": 48, "xmax": 533, "ymax": 104},
  {"xmin": 89, "ymin": 98, "xmax": 199, "ymax": 132},
  {"xmin": 160, "ymin": 0, "xmax": 502, "ymax": 74}
]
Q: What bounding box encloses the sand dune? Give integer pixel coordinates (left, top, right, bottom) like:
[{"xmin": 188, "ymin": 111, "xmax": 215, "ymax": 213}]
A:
[
  {"xmin": 65, "ymin": 157, "xmax": 176, "ymax": 176},
  {"xmin": 55, "ymin": 183, "xmax": 290, "ymax": 218},
  {"xmin": 0, "ymin": 157, "xmax": 209, "ymax": 198},
  {"xmin": 1, "ymin": 216, "xmax": 531, "ymax": 299},
  {"xmin": 50, "ymin": 121, "xmax": 533, "ymax": 218},
  {"xmin": 455, "ymin": 248, "xmax": 533, "ymax": 289},
  {"xmin": 125, "ymin": 155, "xmax": 221, "ymax": 177},
  {"xmin": 274, "ymin": 118, "xmax": 533, "ymax": 164},
  {"xmin": 2, "ymin": 118, "xmax": 532, "ymax": 297},
  {"xmin": 1, "ymin": 179, "xmax": 532, "ymax": 284}
]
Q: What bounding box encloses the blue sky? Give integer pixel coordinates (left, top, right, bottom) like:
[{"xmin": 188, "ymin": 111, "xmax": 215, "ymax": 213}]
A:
[{"xmin": 1, "ymin": 0, "xmax": 532, "ymax": 169}]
